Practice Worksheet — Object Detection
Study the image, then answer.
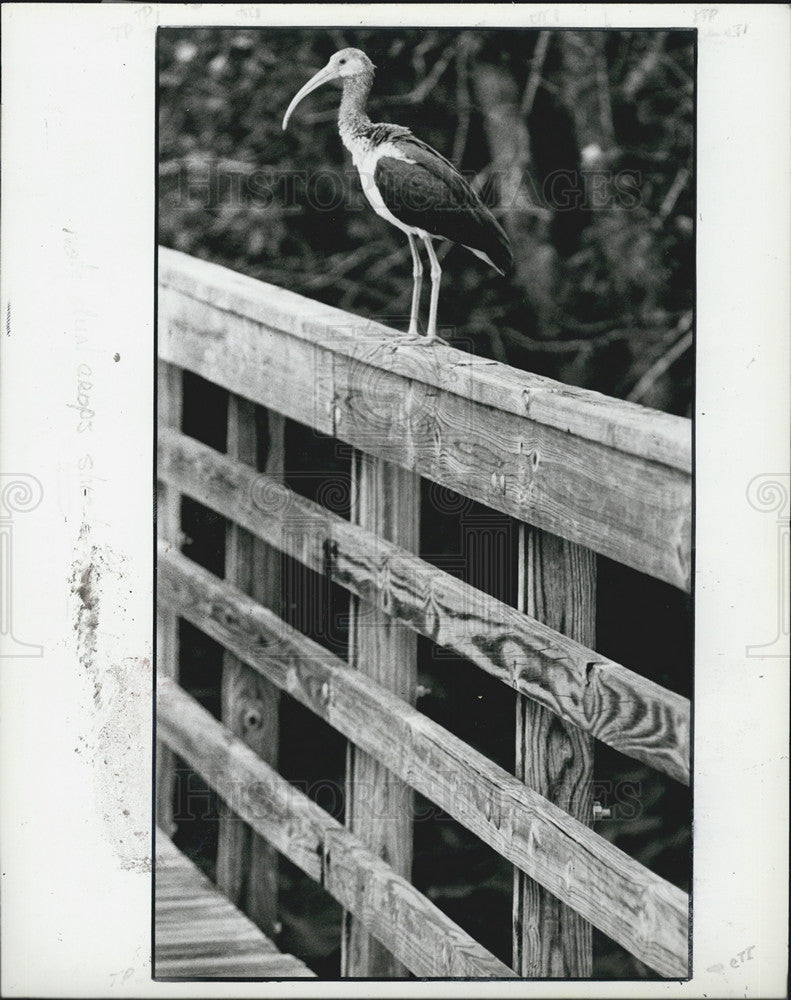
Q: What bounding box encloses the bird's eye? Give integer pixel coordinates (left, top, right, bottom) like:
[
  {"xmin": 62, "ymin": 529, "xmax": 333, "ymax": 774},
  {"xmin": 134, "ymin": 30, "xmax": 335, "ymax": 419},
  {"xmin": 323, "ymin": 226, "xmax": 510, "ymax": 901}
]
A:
[{"xmin": 339, "ymin": 58, "xmax": 346, "ymax": 64}]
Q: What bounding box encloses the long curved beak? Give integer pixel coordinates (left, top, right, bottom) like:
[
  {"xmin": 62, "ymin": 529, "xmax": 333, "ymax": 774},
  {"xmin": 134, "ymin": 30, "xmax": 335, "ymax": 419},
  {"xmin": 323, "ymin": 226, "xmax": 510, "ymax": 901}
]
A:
[{"xmin": 282, "ymin": 62, "xmax": 340, "ymax": 131}]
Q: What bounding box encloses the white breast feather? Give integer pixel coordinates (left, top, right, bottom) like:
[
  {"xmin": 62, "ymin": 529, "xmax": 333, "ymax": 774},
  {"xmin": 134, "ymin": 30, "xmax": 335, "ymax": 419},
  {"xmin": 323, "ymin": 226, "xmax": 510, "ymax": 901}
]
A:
[{"xmin": 346, "ymin": 138, "xmax": 427, "ymax": 237}]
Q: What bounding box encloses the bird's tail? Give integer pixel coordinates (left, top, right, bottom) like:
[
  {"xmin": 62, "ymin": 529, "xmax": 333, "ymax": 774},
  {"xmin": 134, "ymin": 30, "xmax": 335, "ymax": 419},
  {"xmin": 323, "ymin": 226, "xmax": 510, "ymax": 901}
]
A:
[
  {"xmin": 464, "ymin": 213, "xmax": 513, "ymax": 276},
  {"xmin": 486, "ymin": 217, "xmax": 514, "ymax": 276},
  {"xmin": 464, "ymin": 243, "xmax": 509, "ymax": 276}
]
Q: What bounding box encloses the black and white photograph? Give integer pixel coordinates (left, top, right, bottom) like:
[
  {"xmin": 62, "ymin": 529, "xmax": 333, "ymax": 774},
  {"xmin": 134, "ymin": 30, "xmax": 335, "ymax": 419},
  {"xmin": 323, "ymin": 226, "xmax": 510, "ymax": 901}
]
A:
[
  {"xmin": 0, "ymin": 5, "xmax": 788, "ymax": 998},
  {"xmin": 155, "ymin": 24, "xmax": 694, "ymax": 981}
]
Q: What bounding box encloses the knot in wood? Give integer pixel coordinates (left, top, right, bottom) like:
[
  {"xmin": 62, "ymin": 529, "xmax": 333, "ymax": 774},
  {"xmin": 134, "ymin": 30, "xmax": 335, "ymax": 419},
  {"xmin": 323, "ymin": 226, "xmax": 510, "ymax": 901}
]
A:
[
  {"xmin": 490, "ymin": 471, "xmax": 507, "ymax": 495},
  {"xmin": 243, "ymin": 706, "xmax": 263, "ymax": 730}
]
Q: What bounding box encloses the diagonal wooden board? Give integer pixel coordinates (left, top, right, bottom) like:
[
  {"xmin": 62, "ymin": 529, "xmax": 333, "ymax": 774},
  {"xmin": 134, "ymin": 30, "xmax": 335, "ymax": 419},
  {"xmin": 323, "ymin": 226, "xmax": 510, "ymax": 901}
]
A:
[{"xmin": 158, "ymin": 247, "xmax": 691, "ymax": 591}]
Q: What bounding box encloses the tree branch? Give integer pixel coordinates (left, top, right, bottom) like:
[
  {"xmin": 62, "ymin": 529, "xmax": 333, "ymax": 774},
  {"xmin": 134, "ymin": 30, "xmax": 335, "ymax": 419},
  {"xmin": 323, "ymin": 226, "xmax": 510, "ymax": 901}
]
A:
[
  {"xmin": 520, "ymin": 30, "xmax": 552, "ymax": 117},
  {"xmin": 627, "ymin": 316, "xmax": 693, "ymax": 403}
]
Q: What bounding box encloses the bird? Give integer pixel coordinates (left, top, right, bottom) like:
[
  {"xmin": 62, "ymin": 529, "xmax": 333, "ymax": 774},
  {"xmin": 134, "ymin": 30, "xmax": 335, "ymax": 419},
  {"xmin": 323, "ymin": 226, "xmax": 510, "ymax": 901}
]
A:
[{"xmin": 282, "ymin": 47, "xmax": 513, "ymax": 346}]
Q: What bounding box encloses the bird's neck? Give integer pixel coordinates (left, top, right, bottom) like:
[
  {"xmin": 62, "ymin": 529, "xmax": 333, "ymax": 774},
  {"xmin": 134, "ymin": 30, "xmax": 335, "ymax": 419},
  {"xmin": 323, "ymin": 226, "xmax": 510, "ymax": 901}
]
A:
[{"xmin": 338, "ymin": 70, "xmax": 374, "ymax": 151}]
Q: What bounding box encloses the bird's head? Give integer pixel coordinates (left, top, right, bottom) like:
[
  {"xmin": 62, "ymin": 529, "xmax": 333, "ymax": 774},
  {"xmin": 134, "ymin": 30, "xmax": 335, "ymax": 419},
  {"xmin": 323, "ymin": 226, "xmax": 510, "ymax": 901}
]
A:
[{"xmin": 282, "ymin": 48, "xmax": 375, "ymax": 130}]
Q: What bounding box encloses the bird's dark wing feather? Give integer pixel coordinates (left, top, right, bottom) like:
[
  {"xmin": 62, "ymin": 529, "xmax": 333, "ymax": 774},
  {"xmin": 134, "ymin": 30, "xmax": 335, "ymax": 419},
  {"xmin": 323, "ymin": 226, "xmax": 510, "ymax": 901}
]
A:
[{"xmin": 372, "ymin": 134, "xmax": 513, "ymax": 275}]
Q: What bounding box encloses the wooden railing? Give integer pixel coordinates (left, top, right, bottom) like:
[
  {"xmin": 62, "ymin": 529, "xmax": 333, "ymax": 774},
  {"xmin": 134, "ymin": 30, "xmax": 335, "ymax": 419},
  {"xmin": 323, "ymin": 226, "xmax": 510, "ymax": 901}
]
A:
[{"xmin": 156, "ymin": 246, "xmax": 692, "ymax": 979}]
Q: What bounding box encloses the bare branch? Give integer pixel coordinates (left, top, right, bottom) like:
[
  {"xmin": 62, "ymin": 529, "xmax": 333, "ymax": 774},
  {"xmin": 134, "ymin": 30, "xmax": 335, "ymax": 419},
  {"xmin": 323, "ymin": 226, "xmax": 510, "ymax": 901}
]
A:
[
  {"xmin": 627, "ymin": 316, "xmax": 693, "ymax": 403},
  {"xmin": 656, "ymin": 168, "xmax": 691, "ymax": 227},
  {"xmin": 622, "ymin": 32, "xmax": 669, "ymax": 102},
  {"xmin": 520, "ymin": 30, "xmax": 552, "ymax": 117},
  {"xmin": 410, "ymin": 42, "xmax": 457, "ymax": 104}
]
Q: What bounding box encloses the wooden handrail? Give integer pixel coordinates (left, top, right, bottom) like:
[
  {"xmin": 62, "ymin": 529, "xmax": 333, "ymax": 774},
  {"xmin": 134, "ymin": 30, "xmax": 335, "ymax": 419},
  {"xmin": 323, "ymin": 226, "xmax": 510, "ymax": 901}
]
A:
[
  {"xmin": 158, "ymin": 247, "xmax": 691, "ymax": 590},
  {"xmin": 158, "ymin": 544, "xmax": 689, "ymax": 978},
  {"xmin": 158, "ymin": 248, "xmax": 689, "ymax": 471},
  {"xmin": 158, "ymin": 429, "xmax": 690, "ymax": 784},
  {"xmin": 158, "ymin": 679, "xmax": 516, "ymax": 979},
  {"xmin": 156, "ymin": 252, "xmax": 692, "ymax": 980}
]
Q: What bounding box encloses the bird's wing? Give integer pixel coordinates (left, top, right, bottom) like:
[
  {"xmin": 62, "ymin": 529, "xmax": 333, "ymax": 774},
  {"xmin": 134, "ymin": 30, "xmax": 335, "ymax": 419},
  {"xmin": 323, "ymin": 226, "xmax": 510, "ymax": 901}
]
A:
[
  {"xmin": 398, "ymin": 135, "xmax": 467, "ymax": 182},
  {"xmin": 372, "ymin": 134, "xmax": 513, "ymax": 275}
]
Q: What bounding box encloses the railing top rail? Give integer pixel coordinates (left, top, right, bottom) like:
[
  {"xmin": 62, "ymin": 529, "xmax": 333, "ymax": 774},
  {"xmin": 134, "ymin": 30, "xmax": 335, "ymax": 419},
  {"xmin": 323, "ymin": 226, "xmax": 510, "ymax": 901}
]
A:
[
  {"xmin": 158, "ymin": 249, "xmax": 692, "ymax": 589},
  {"xmin": 159, "ymin": 247, "xmax": 691, "ymax": 474}
]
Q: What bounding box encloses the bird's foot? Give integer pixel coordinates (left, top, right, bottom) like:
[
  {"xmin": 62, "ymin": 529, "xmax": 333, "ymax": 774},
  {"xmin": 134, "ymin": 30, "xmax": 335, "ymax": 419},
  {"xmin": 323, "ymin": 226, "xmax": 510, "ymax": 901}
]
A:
[
  {"xmin": 390, "ymin": 327, "xmax": 450, "ymax": 349},
  {"xmin": 419, "ymin": 333, "xmax": 450, "ymax": 348},
  {"xmin": 389, "ymin": 327, "xmax": 424, "ymax": 350},
  {"xmin": 393, "ymin": 334, "xmax": 450, "ymax": 349}
]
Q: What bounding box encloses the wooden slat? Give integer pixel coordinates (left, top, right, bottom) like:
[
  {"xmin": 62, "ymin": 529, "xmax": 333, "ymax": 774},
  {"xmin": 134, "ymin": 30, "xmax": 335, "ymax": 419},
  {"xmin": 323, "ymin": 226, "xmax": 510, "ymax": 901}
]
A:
[
  {"xmin": 343, "ymin": 453, "xmax": 419, "ymax": 977},
  {"xmin": 156, "ymin": 361, "xmax": 183, "ymax": 836},
  {"xmin": 514, "ymin": 528, "xmax": 596, "ymax": 976},
  {"xmin": 155, "ymin": 830, "xmax": 314, "ymax": 978},
  {"xmin": 158, "ymin": 248, "xmax": 691, "ymax": 590},
  {"xmin": 158, "ymin": 431, "xmax": 690, "ymax": 784},
  {"xmin": 159, "ymin": 247, "xmax": 689, "ymax": 472},
  {"xmin": 157, "ymin": 547, "xmax": 689, "ymax": 978},
  {"xmin": 216, "ymin": 398, "xmax": 283, "ymax": 936},
  {"xmin": 158, "ymin": 681, "xmax": 516, "ymax": 979}
]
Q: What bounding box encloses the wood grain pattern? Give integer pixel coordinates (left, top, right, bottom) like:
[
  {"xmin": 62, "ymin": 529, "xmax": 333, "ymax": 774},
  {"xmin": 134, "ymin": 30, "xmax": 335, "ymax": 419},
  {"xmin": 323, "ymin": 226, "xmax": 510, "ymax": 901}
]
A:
[
  {"xmin": 155, "ymin": 830, "xmax": 314, "ymax": 978},
  {"xmin": 158, "ymin": 249, "xmax": 691, "ymax": 590},
  {"xmin": 157, "ymin": 547, "xmax": 689, "ymax": 978},
  {"xmin": 343, "ymin": 452, "xmax": 419, "ymax": 977},
  {"xmin": 514, "ymin": 528, "xmax": 596, "ymax": 976},
  {"xmin": 159, "ymin": 246, "xmax": 690, "ymax": 472},
  {"xmin": 216, "ymin": 397, "xmax": 283, "ymax": 936},
  {"xmin": 158, "ymin": 681, "xmax": 516, "ymax": 979},
  {"xmin": 158, "ymin": 430, "xmax": 690, "ymax": 784},
  {"xmin": 156, "ymin": 361, "xmax": 183, "ymax": 836}
]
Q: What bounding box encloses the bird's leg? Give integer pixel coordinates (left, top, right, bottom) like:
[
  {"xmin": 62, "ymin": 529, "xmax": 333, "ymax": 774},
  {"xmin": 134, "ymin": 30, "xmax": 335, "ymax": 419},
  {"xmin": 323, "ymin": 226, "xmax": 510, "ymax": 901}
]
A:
[
  {"xmin": 421, "ymin": 235, "xmax": 449, "ymax": 346},
  {"xmin": 406, "ymin": 233, "xmax": 424, "ymax": 338}
]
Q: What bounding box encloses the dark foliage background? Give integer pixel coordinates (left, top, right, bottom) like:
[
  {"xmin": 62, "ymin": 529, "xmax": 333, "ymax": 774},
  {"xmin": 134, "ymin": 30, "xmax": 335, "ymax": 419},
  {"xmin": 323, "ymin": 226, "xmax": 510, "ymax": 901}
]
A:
[{"xmin": 160, "ymin": 27, "xmax": 693, "ymax": 980}]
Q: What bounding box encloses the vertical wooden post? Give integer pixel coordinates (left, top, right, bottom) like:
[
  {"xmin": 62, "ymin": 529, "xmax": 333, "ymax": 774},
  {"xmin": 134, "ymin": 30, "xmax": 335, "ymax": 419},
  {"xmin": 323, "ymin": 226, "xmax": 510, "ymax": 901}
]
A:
[
  {"xmin": 215, "ymin": 396, "xmax": 284, "ymax": 936},
  {"xmin": 341, "ymin": 452, "xmax": 420, "ymax": 978},
  {"xmin": 156, "ymin": 360, "xmax": 183, "ymax": 836},
  {"xmin": 513, "ymin": 525, "xmax": 596, "ymax": 977}
]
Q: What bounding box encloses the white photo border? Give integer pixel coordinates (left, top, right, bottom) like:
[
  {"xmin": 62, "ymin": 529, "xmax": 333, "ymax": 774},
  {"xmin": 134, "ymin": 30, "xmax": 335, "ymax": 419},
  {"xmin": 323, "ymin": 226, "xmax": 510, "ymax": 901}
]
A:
[{"xmin": 0, "ymin": 4, "xmax": 788, "ymax": 998}]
